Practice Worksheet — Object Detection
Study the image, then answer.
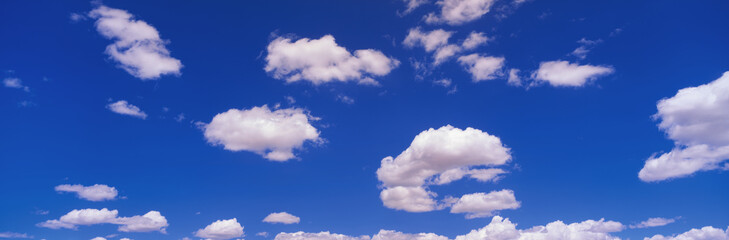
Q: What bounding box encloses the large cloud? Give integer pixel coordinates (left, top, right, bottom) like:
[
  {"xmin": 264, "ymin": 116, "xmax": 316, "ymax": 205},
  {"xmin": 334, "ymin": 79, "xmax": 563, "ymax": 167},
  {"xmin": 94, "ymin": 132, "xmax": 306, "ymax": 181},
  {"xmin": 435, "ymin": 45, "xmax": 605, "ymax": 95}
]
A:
[
  {"xmin": 55, "ymin": 184, "xmax": 118, "ymax": 201},
  {"xmin": 89, "ymin": 5, "xmax": 182, "ymax": 80},
  {"xmin": 263, "ymin": 212, "xmax": 300, "ymax": 224},
  {"xmin": 532, "ymin": 61, "xmax": 614, "ymax": 87},
  {"xmin": 274, "ymin": 231, "xmax": 369, "ymax": 240},
  {"xmin": 639, "ymin": 71, "xmax": 729, "ymax": 182},
  {"xmin": 376, "ymin": 125, "xmax": 516, "ymax": 217},
  {"xmin": 195, "ymin": 218, "xmax": 245, "ymax": 240},
  {"xmin": 203, "ymin": 105, "xmax": 321, "ymax": 161},
  {"xmin": 645, "ymin": 226, "xmax": 729, "ymax": 240},
  {"xmin": 265, "ymin": 35, "xmax": 399, "ymax": 85},
  {"xmin": 38, "ymin": 208, "xmax": 167, "ymax": 233},
  {"xmin": 425, "ymin": 0, "xmax": 497, "ymax": 25},
  {"xmin": 456, "ymin": 216, "xmax": 624, "ymax": 240},
  {"xmin": 272, "ymin": 216, "xmax": 625, "ymax": 240}
]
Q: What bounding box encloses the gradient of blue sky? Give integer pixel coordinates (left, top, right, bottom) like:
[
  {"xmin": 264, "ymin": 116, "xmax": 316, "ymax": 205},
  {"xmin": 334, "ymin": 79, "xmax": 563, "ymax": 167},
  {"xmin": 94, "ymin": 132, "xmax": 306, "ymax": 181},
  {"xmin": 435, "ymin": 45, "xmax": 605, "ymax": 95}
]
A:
[{"xmin": 1, "ymin": 0, "xmax": 728, "ymax": 240}]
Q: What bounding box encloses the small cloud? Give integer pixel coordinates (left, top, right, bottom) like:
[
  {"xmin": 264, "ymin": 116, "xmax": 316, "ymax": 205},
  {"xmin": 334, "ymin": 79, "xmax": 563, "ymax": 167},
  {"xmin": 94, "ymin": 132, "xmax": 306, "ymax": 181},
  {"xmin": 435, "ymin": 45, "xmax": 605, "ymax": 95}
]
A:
[
  {"xmin": 3, "ymin": 78, "xmax": 29, "ymax": 92},
  {"xmin": 629, "ymin": 217, "xmax": 680, "ymax": 229},
  {"xmin": 174, "ymin": 113, "xmax": 185, "ymax": 122},
  {"xmin": 106, "ymin": 100, "xmax": 148, "ymax": 119},
  {"xmin": 0, "ymin": 232, "xmax": 33, "ymax": 239},
  {"xmin": 337, "ymin": 95, "xmax": 355, "ymax": 105},
  {"xmin": 69, "ymin": 12, "xmax": 87, "ymax": 22}
]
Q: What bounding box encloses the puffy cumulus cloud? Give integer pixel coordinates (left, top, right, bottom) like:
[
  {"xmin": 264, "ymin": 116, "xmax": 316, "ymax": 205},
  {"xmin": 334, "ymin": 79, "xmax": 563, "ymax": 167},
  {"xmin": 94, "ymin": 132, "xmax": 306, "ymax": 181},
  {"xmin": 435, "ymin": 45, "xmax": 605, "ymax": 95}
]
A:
[
  {"xmin": 272, "ymin": 216, "xmax": 625, "ymax": 240},
  {"xmin": 55, "ymin": 184, "xmax": 118, "ymax": 201},
  {"xmin": 89, "ymin": 5, "xmax": 182, "ymax": 80},
  {"xmin": 461, "ymin": 32, "xmax": 489, "ymax": 50},
  {"xmin": 456, "ymin": 216, "xmax": 624, "ymax": 240},
  {"xmin": 639, "ymin": 72, "xmax": 729, "ymax": 182},
  {"xmin": 115, "ymin": 211, "xmax": 169, "ymax": 233},
  {"xmin": 449, "ymin": 190, "xmax": 520, "ymax": 219},
  {"xmin": 532, "ymin": 61, "xmax": 614, "ymax": 87},
  {"xmin": 645, "ymin": 226, "xmax": 729, "ymax": 240},
  {"xmin": 107, "ymin": 100, "xmax": 148, "ymax": 119},
  {"xmin": 404, "ymin": 29, "xmax": 489, "ymax": 66},
  {"xmin": 265, "ymin": 35, "xmax": 399, "ymax": 85},
  {"xmin": 404, "ymin": 28, "xmax": 453, "ymax": 52},
  {"xmin": 403, "ymin": 28, "xmax": 461, "ymax": 65},
  {"xmin": 0, "ymin": 232, "xmax": 33, "ymax": 239},
  {"xmin": 372, "ymin": 230, "xmax": 449, "ymax": 240},
  {"xmin": 39, "ymin": 208, "xmax": 119, "ymax": 229},
  {"xmin": 630, "ymin": 217, "xmax": 679, "ymax": 229},
  {"xmin": 274, "ymin": 231, "xmax": 369, "ymax": 240},
  {"xmin": 379, "ymin": 186, "xmax": 439, "ymax": 212},
  {"xmin": 263, "ymin": 212, "xmax": 300, "ymax": 224},
  {"xmin": 458, "ymin": 54, "xmax": 505, "ymax": 82},
  {"xmin": 376, "ymin": 125, "xmax": 515, "ymax": 217},
  {"xmin": 195, "ymin": 218, "xmax": 245, "ymax": 240},
  {"xmin": 203, "ymin": 105, "xmax": 321, "ymax": 161},
  {"xmin": 425, "ymin": 0, "xmax": 497, "ymax": 25},
  {"xmin": 38, "ymin": 208, "xmax": 167, "ymax": 233}
]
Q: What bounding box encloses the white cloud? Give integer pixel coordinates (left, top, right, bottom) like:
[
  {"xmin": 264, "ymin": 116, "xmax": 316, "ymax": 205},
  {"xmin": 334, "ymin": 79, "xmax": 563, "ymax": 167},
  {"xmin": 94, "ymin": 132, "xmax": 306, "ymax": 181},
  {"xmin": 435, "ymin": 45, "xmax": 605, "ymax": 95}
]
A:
[
  {"xmin": 3, "ymin": 78, "xmax": 30, "ymax": 92},
  {"xmin": 376, "ymin": 125, "xmax": 515, "ymax": 216},
  {"xmin": 0, "ymin": 232, "xmax": 32, "ymax": 239},
  {"xmin": 449, "ymin": 190, "xmax": 520, "ymax": 219},
  {"xmin": 274, "ymin": 231, "xmax": 369, "ymax": 240},
  {"xmin": 372, "ymin": 230, "xmax": 449, "ymax": 240},
  {"xmin": 91, "ymin": 237, "xmax": 107, "ymax": 240},
  {"xmin": 630, "ymin": 217, "xmax": 679, "ymax": 229},
  {"xmin": 89, "ymin": 5, "xmax": 182, "ymax": 80},
  {"xmin": 203, "ymin": 105, "xmax": 321, "ymax": 161},
  {"xmin": 639, "ymin": 71, "xmax": 729, "ymax": 182},
  {"xmin": 263, "ymin": 212, "xmax": 300, "ymax": 224},
  {"xmin": 458, "ymin": 54, "xmax": 505, "ymax": 82},
  {"xmin": 39, "ymin": 208, "xmax": 118, "ymax": 229},
  {"xmin": 570, "ymin": 38, "xmax": 602, "ymax": 60},
  {"xmin": 404, "ymin": 29, "xmax": 490, "ymax": 67},
  {"xmin": 461, "ymin": 32, "xmax": 489, "ymax": 50},
  {"xmin": 107, "ymin": 100, "xmax": 148, "ymax": 119},
  {"xmin": 403, "ymin": 0, "xmax": 429, "ymax": 14},
  {"xmin": 120, "ymin": 238, "xmax": 132, "ymax": 240},
  {"xmin": 272, "ymin": 216, "xmax": 625, "ymax": 240},
  {"xmin": 456, "ymin": 216, "xmax": 624, "ymax": 240},
  {"xmin": 404, "ymin": 28, "xmax": 465, "ymax": 66},
  {"xmin": 257, "ymin": 232, "xmax": 269, "ymax": 237},
  {"xmin": 425, "ymin": 0, "xmax": 497, "ymax": 25},
  {"xmin": 404, "ymin": 28, "xmax": 453, "ymax": 52},
  {"xmin": 507, "ymin": 69, "xmax": 522, "ymax": 86},
  {"xmin": 433, "ymin": 44, "xmax": 462, "ymax": 65},
  {"xmin": 55, "ymin": 184, "xmax": 118, "ymax": 201},
  {"xmin": 380, "ymin": 186, "xmax": 439, "ymax": 212},
  {"xmin": 115, "ymin": 211, "xmax": 169, "ymax": 233},
  {"xmin": 265, "ymin": 35, "xmax": 399, "ymax": 85},
  {"xmin": 195, "ymin": 218, "xmax": 244, "ymax": 240},
  {"xmin": 532, "ymin": 60, "xmax": 614, "ymax": 87},
  {"xmin": 38, "ymin": 208, "xmax": 167, "ymax": 233},
  {"xmin": 645, "ymin": 226, "xmax": 729, "ymax": 240}
]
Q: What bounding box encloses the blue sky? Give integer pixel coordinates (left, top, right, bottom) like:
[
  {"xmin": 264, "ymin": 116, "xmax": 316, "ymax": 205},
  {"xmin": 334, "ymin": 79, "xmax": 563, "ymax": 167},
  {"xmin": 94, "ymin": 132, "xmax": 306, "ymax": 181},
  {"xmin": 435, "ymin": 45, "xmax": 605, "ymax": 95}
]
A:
[{"xmin": 1, "ymin": 0, "xmax": 728, "ymax": 240}]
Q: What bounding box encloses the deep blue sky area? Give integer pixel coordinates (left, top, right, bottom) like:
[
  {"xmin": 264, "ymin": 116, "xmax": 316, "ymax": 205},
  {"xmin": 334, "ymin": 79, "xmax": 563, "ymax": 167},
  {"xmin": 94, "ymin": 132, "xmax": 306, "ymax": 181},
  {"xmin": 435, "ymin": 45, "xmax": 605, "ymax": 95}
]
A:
[{"xmin": 1, "ymin": 1, "xmax": 728, "ymax": 240}]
